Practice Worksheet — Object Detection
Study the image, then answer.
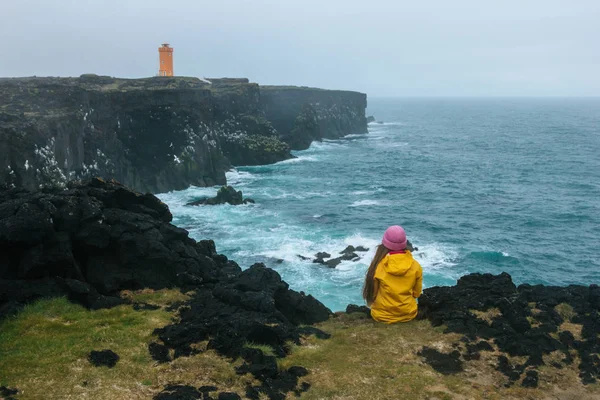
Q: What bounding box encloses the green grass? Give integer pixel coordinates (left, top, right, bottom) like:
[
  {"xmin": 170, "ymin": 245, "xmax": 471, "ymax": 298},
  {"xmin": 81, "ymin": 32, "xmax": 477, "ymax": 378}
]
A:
[
  {"xmin": 1, "ymin": 296, "xmax": 598, "ymax": 400},
  {"xmin": 280, "ymin": 312, "xmax": 600, "ymax": 400},
  {"xmin": 121, "ymin": 287, "xmax": 191, "ymax": 306},
  {"xmin": 0, "ymin": 293, "xmax": 253, "ymax": 400},
  {"xmin": 0, "ymin": 297, "xmax": 173, "ymax": 399},
  {"xmin": 244, "ymin": 343, "xmax": 277, "ymax": 357},
  {"xmin": 555, "ymin": 303, "xmax": 576, "ymax": 321}
]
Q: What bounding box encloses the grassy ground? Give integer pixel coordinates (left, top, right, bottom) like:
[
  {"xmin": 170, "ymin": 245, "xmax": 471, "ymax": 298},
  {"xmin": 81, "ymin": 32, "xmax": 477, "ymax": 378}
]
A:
[
  {"xmin": 1, "ymin": 295, "xmax": 598, "ymax": 400},
  {"xmin": 0, "ymin": 290, "xmax": 256, "ymax": 400},
  {"xmin": 282, "ymin": 312, "xmax": 600, "ymax": 400}
]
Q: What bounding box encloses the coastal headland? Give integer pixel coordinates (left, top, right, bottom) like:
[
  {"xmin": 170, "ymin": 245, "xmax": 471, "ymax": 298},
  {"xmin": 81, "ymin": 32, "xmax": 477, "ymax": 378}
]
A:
[{"xmin": 0, "ymin": 75, "xmax": 367, "ymax": 193}]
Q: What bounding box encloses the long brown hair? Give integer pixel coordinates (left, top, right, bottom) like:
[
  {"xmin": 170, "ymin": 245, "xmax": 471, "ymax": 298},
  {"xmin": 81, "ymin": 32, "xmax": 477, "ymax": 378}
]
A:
[{"xmin": 362, "ymin": 244, "xmax": 390, "ymax": 304}]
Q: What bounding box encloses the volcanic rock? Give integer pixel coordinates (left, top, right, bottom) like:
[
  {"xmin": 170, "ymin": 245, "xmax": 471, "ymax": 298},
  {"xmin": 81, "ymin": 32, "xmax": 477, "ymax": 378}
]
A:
[
  {"xmin": 236, "ymin": 348, "xmax": 279, "ymax": 379},
  {"xmin": 521, "ymin": 370, "xmax": 539, "ymax": 388},
  {"xmin": 288, "ymin": 366, "xmax": 309, "ymax": 377},
  {"xmin": 0, "ymin": 178, "xmax": 333, "ymax": 400},
  {"xmin": 419, "ymin": 272, "xmax": 600, "ymax": 384},
  {"xmin": 296, "ymin": 326, "xmax": 332, "ymax": 339},
  {"xmin": 88, "ymin": 350, "xmax": 120, "ymax": 368},
  {"xmin": 325, "ymin": 258, "xmax": 342, "ymax": 268},
  {"xmin": 199, "ymin": 386, "xmax": 218, "ymax": 394},
  {"xmin": 0, "ymin": 386, "xmax": 18, "ymax": 400},
  {"xmin": 218, "ymin": 393, "xmax": 241, "ymax": 400},
  {"xmin": 345, "ymin": 304, "xmax": 371, "ymax": 317},
  {"xmin": 149, "ymin": 342, "xmax": 171, "ymax": 363},
  {"xmin": 153, "ymin": 263, "xmax": 331, "ymax": 399},
  {"xmin": 417, "ymin": 347, "xmax": 463, "ymax": 374},
  {"xmin": 260, "ymin": 86, "xmax": 367, "ymax": 151},
  {"xmin": 311, "ymin": 247, "xmax": 364, "ymax": 269},
  {"xmin": 154, "ymin": 385, "xmax": 202, "ymax": 400},
  {"xmin": 1, "ymin": 76, "xmax": 368, "ymax": 192},
  {"xmin": 0, "ymin": 178, "xmax": 235, "ymax": 318},
  {"xmin": 186, "ymin": 186, "xmax": 254, "ymax": 206},
  {"xmin": 404, "ymin": 240, "xmax": 417, "ymax": 252}
]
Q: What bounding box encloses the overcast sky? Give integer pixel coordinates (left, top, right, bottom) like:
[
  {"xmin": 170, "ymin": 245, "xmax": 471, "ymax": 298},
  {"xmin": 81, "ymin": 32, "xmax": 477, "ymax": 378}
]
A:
[{"xmin": 2, "ymin": 0, "xmax": 599, "ymax": 96}]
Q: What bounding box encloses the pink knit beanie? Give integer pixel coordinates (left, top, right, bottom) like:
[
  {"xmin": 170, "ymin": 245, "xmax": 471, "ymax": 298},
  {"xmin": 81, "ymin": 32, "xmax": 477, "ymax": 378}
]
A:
[{"xmin": 382, "ymin": 225, "xmax": 407, "ymax": 251}]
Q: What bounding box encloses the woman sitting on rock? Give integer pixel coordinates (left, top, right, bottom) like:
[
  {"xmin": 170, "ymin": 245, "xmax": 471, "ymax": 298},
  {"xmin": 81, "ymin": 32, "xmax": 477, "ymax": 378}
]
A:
[{"xmin": 363, "ymin": 225, "xmax": 423, "ymax": 323}]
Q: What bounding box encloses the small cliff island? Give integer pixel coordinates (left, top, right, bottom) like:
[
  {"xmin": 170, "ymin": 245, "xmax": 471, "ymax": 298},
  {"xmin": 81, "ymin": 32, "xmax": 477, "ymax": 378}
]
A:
[{"xmin": 0, "ymin": 75, "xmax": 367, "ymax": 193}]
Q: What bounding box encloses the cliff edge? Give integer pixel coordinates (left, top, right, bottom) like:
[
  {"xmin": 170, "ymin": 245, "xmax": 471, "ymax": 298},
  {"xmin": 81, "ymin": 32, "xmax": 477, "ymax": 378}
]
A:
[
  {"xmin": 261, "ymin": 86, "xmax": 368, "ymax": 150},
  {"xmin": 0, "ymin": 75, "xmax": 367, "ymax": 193}
]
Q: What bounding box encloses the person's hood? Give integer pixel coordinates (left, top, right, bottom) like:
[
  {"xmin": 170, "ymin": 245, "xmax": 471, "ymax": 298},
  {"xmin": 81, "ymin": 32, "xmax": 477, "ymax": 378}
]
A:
[{"xmin": 384, "ymin": 252, "xmax": 414, "ymax": 276}]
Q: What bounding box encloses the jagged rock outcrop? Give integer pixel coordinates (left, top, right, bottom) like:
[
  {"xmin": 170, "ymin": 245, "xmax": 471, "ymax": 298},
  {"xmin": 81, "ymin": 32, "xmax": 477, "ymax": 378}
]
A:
[
  {"xmin": 418, "ymin": 272, "xmax": 600, "ymax": 385},
  {"xmin": 260, "ymin": 86, "xmax": 368, "ymax": 150},
  {"xmin": 304, "ymin": 242, "xmax": 417, "ymax": 269},
  {"xmin": 0, "ymin": 178, "xmax": 330, "ymax": 318},
  {"xmin": 0, "ymin": 178, "xmax": 332, "ymax": 399},
  {"xmin": 155, "ymin": 263, "xmax": 330, "ymax": 399},
  {"xmin": 186, "ymin": 185, "xmax": 254, "ymax": 206},
  {"xmin": 0, "ymin": 177, "xmax": 222, "ymax": 316}
]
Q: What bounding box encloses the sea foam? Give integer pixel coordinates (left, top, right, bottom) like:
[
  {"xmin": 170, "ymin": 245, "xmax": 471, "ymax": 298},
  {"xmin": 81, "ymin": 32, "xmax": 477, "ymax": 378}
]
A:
[{"xmin": 349, "ymin": 199, "xmax": 383, "ymax": 207}]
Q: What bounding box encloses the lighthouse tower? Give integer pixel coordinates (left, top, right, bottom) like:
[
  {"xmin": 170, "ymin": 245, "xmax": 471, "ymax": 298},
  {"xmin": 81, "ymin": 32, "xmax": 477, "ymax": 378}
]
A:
[{"xmin": 158, "ymin": 43, "xmax": 174, "ymax": 77}]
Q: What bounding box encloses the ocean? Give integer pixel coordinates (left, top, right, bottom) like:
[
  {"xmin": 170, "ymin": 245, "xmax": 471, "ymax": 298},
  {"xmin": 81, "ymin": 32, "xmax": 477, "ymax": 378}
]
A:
[{"xmin": 158, "ymin": 97, "xmax": 600, "ymax": 312}]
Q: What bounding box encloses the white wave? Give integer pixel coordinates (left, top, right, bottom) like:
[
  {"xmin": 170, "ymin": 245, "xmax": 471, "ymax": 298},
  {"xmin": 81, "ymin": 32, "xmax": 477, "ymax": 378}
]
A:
[
  {"xmin": 277, "ymin": 155, "xmax": 318, "ymax": 164},
  {"xmin": 226, "ymin": 169, "xmax": 257, "ymax": 186},
  {"xmin": 344, "ymin": 133, "xmax": 369, "ymax": 138},
  {"xmin": 368, "ymin": 121, "xmax": 405, "ymax": 126},
  {"xmin": 159, "ymin": 186, "xmax": 465, "ymax": 311},
  {"xmin": 349, "ymin": 199, "xmax": 383, "ymax": 207},
  {"xmin": 257, "ymin": 230, "xmax": 377, "ymax": 263},
  {"xmin": 343, "ymin": 233, "xmax": 380, "ymax": 246},
  {"xmin": 157, "ymin": 185, "xmax": 215, "ymax": 206},
  {"xmin": 306, "ymin": 140, "xmax": 344, "ymax": 150},
  {"xmin": 258, "ymin": 190, "xmax": 332, "ymax": 200},
  {"xmin": 350, "ymin": 190, "xmax": 371, "ymax": 195},
  {"xmin": 412, "ymin": 242, "xmax": 459, "ymax": 279},
  {"xmin": 384, "ymin": 142, "xmax": 409, "ymax": 148}
]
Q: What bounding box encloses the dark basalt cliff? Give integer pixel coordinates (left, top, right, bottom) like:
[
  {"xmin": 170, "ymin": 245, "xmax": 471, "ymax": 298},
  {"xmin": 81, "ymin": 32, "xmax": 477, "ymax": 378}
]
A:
[
  {"xmin": 260, "ymin": 86, "xmax": 368, "ymax": 150},
  {"xmin": 0, "ymin": 75, "xmax": 367, "ymax": 192},
  {"xmin": 207, "ymin": 78, "xmax": 292, "ymax": 167},
  {"xmin": 0, "ymin": 75, "xmax": 228, "ymax": 193}
]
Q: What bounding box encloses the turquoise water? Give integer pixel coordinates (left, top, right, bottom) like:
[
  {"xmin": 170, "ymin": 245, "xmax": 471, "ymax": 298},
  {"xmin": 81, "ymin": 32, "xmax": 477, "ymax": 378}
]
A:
[{"xmin": 158, "ymin": 98, "xmax": 600, "ymax": 312}]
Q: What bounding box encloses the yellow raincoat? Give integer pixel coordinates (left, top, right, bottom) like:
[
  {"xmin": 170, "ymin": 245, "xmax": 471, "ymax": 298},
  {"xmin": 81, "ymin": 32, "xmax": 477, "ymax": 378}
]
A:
[{"xmin": 370, "ymin": 251, "xmax": 423, "ymax": 323}]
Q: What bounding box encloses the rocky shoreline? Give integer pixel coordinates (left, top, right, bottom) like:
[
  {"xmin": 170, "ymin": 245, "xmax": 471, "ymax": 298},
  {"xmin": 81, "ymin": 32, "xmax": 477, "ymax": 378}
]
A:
[
  {"xmin": 0, "ymin": 178, "xmax": 331, "ymax": 399},
  {"xmin": 1, "ymin": 179, "xmax": 598, "ymax": 397},
  {"xmin": 0, "ymin": 75, "xmax": 367, "ymax": 193},
  {"xmin": 418, "ymin": 272, "xmax": 600, "ymax": 386}
]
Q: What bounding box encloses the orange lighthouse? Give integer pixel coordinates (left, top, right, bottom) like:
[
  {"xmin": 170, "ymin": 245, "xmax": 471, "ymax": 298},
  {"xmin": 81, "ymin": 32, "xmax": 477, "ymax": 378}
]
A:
[{"xmin": 158, "ymin": 43, "xmax": 174, "ymax": 76}]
